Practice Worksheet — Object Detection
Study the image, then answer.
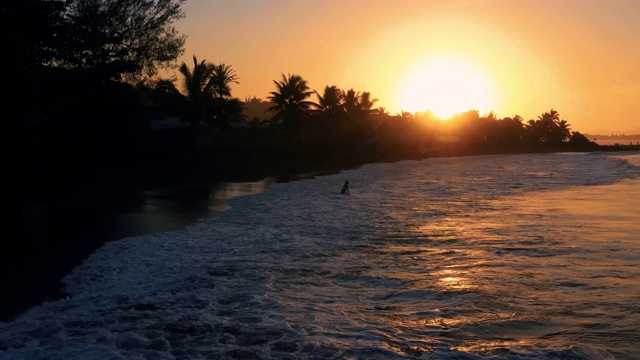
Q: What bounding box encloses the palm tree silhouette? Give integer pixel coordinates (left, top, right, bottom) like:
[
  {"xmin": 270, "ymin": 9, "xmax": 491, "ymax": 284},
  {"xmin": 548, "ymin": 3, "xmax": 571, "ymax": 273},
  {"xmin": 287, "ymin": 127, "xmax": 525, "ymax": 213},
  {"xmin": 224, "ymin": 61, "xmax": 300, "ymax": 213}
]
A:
[
  {"xmin": 211, "ymin": 97, "xmax": 246, "ymax": 125},
  {"xmin": 211, "ymin": 63, "xmax": 239, "ymax": 99},
  {"xmin": 314, "ymin": 85, "xmax": 344, "ymax": 115},
  {"xmin": 496, "ymin": 115, "xmax": 525, "ymax": 145},
  {"xmin": 538, "ymin": 108, "xmax": 566, "ymax": 143},
  {"xmin": 375, "ymin": 107, "xmax": 389, "ymax": 115},
  {"xmin": 526, "ymin": 109, "xmax": 572, "ymax": 144},
  {"xmin": 178, "ymin": 55, "xmax": 215, "ymax": 125},
  {"xmin": 179, "ymin": 57, "xmax": 242, "ymax": 127},
  {"xmin": 557, "ymin": 119, "xmax": 572, "ymax": 142},
  {"xmin": 359, "ymin": 91, "xmax": 378, "ymax": 114},
  {"xmin": 267, "ymin": 73, "xmax": 317, "ymax": 131},
  {"xmin": 209, "ymin": 63, "xmax": 241, "ymax": 126},
  {"xmin": 342, "ymin": 88, "xmax": 360, "ymax": 114}
]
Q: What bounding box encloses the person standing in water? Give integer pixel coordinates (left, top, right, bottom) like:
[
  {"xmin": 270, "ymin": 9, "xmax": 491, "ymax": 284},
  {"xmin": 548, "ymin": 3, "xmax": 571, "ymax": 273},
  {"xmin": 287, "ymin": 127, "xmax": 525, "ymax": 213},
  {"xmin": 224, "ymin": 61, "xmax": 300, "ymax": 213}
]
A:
[{"xmin": 341, "ymin": 181, "xmax": 350, "ymax": 194}]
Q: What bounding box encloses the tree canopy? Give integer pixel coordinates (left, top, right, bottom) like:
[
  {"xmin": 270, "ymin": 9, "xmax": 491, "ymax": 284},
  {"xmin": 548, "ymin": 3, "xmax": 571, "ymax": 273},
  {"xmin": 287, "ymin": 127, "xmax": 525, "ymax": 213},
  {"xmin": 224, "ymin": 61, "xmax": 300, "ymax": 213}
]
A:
[
  {"xmin": 178, "ymin": 56, "xmax": 242, "ymax": 126},
  {"xmin": 5, "ymin": 0, "xmax": 188, "ymax": 130},
  {"xmin": 7, "ymin": 0, "xmax": 186, "ymax": 84},
  {"xmin": 62, "ymin": 0, "xmax": 187, "ymax": 83},
  {"xmin": 267, "ymin": 73, "xmax": 318, "ymax": 131}
]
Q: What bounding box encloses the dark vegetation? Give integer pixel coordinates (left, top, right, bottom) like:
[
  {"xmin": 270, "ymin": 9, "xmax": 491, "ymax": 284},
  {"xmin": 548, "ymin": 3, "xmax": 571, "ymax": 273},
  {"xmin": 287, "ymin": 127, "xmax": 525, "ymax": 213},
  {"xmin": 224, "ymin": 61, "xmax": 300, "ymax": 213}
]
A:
[{"xmin": 3, "ymin": 0, "xmax": 633, "ymax": 320}]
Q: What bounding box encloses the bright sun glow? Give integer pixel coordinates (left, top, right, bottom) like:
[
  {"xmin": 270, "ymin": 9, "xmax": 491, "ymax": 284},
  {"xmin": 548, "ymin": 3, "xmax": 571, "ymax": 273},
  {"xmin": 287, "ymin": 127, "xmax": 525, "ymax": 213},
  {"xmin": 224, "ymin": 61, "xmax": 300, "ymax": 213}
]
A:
[{"xmin": 397, "ymin": 56, "xmax": 496, "ymax": 119}]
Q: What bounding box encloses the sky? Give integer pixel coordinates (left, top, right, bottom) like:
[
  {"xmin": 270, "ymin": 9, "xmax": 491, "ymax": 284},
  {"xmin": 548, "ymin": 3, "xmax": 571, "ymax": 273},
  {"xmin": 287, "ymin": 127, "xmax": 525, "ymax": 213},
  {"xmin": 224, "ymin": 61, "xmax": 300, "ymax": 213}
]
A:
[{"xmin": 172, "ymin": 0, "xmax": 640, "ymax": 135}]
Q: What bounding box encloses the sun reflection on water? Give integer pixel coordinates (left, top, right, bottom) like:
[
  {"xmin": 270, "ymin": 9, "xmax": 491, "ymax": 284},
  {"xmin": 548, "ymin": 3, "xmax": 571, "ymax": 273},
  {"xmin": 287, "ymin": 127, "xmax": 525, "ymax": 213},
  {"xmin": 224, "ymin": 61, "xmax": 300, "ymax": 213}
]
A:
[{"xmin": 272, "ymin": 155, "xmax": 640, "ymax": 357}]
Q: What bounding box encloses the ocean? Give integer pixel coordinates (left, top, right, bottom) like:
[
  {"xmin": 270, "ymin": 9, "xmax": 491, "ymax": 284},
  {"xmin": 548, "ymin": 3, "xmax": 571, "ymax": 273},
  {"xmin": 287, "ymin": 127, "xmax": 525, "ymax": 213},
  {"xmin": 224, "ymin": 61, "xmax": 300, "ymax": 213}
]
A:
[
  {"xmin": 1, "ymin": 151, "xmax": 639, "ymax": 360},
  {"xmin": 592, "ymin": 139, "xmax": 640, "ymax": 146}
]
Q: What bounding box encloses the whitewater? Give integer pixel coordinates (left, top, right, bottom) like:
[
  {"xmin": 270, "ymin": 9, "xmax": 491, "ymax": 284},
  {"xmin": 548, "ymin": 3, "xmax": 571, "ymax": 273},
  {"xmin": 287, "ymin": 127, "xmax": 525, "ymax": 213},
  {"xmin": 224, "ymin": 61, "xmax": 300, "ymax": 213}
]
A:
[{"xmin": 1, "ymin": 151, "xmax": 640, "ymax": 360}]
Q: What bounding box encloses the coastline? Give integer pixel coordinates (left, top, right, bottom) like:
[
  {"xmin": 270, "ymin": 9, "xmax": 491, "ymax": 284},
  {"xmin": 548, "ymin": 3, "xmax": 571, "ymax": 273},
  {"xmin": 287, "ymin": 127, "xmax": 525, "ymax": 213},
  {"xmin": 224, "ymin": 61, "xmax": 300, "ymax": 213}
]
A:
[
  {"xmin": 2, "ymin": 144, "xmax": 635, "ymax": 322},
  {"xmin": 1, "ymin": 157, "xmax": 355, "ymax": 322}
]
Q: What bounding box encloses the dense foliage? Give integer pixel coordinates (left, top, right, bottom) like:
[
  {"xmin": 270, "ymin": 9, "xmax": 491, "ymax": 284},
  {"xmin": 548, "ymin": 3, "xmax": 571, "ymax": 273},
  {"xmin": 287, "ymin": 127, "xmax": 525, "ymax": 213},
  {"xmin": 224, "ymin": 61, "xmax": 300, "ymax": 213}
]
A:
[
  {"xmin": 4, "ymin": 0, "xmax": 602, "ymax": 183},
  {"xmin": 4, "ymin": 0, "xmax": 185, "ymax": 130}
]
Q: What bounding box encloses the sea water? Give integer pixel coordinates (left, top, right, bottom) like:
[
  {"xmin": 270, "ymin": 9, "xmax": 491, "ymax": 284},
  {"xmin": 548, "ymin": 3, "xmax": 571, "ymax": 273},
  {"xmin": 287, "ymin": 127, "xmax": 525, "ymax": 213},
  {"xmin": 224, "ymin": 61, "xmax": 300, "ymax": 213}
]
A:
[{"xmin": 1, "ymin": 151, "xmax": 639, "ymax": 360}]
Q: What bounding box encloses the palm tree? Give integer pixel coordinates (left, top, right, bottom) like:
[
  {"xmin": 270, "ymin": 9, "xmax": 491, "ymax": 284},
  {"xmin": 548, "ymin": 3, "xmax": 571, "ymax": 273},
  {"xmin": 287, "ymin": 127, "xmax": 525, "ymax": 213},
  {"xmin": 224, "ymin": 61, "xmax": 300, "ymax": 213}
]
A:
[
  {"xmin": 375, "ymin": 107, "xmax": 389, "ymax": 115},
  {"xmin": 482, "ymin": 111, "xmax": 498, "ymax": 121},
  {"xmin": 358, "ymin": 91, "xmax": 378, "ymax": 114},
  {"xmin": 179, "ymin": 57, "xmax": 242, "ymax": 127},
  {"xmin": 557, "ymin": 119, "xmax": 572, "ymax": 142},
  {"xmin": 540, "ymin": 109, "xmax": 560, "ymax": 142},
  {"xmin": 537, "ymin": 108, "xmax": 568, "ymax": 143},
  {"xmin": 267, "ymin": 73, "xmax": 317, "ymax": 131},
  {"xmin": 178, "ymin": 55, "xmax": 215, "ymax": 125},
  {"xmin": 314, "ymin": 85, "xmax": 344, "ymax": 115},
  {"xmin": 339, "ymin": 89, "xmax": 378, "ymax": 114},
  {"xmin": 209, "ymin": 63, "xmax": 241, "ymax": 126},
  {"xmin": 211, "ymin": 63, "xmax": 239, "ymax": 99},
  {"xmin": 399, "ymin": 110, "xmax": 413, "ymax": 118},
  {"xmin": 498, "ymin": 115, "xmax": 526, "ymax": 144},
  {"xmin": 525, "ymin": 109, "xmax": 572, "ymax": 144},
  {"xmin": 526, "ymin": 118, "xmax": 545, "ymax": 143},
  {"xmin": 511, "ymin": 114, "xmax": 524, "ymax": 123},
  {"xmin": 211, "ymin": 97, "xmax": 246, "ymax": 125},
  {"xmin": 342, "ymin": 88, "xmax": 360, "ymax": 114}
]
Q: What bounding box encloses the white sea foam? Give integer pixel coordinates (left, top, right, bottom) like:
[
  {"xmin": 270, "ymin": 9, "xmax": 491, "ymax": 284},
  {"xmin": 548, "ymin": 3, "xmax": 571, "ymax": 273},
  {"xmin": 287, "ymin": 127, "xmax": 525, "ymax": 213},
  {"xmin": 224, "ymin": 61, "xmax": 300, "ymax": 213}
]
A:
[{"xmin": 1, "ymin": 151, "xmax": 639, "ymax": 359}]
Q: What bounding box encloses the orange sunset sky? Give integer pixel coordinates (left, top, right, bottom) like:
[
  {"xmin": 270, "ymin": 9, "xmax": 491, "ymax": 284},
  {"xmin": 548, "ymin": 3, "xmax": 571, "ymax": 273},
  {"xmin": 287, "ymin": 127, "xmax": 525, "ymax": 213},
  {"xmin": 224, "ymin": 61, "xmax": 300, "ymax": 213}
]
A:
[{"xmin": 174, "ymin": 0, "xmax": 640, "ymax": 135}]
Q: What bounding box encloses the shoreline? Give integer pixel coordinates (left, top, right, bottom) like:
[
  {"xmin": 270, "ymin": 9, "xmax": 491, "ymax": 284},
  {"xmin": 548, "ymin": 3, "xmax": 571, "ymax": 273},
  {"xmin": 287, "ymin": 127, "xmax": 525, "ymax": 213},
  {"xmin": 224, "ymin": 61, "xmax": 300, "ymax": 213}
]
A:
[
  {"xmin": 2, "ymin": 145, "xmax": 635, "ymax": 322},
  {"xmin": 1, "ymin": 157, "xmax": 356, "ymax": 322}
]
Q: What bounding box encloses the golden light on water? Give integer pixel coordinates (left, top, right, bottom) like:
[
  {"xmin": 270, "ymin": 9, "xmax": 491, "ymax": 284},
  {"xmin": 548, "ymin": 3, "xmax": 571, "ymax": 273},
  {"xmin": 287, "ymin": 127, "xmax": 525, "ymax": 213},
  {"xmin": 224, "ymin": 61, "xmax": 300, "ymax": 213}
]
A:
[{"xmin": 395, "ymin": 55, "xmax": 497, "ymax": 119}]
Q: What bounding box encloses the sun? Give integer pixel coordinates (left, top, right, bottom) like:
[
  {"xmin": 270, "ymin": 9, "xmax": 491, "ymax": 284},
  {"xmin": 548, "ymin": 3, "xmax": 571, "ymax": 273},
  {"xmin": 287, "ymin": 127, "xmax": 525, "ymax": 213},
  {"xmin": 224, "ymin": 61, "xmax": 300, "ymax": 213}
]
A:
[{"xmin": 396, "ymin": 56, "xmax": 496, "ymax": 119}]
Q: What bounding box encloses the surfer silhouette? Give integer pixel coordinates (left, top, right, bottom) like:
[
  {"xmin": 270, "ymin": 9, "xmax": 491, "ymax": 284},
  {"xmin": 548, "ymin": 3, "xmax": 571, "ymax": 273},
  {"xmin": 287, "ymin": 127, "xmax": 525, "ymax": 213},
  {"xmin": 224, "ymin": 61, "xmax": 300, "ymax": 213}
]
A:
[{"xmin": 341, "ymin": 181, "xmax": 350, "ymax": 194}]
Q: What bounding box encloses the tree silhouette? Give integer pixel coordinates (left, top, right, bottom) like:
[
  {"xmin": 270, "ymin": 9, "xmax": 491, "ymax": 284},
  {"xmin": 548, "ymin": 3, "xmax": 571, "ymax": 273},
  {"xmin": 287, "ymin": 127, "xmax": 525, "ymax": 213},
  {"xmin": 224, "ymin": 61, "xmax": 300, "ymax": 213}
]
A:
[
  {"xmin": 63, "ymin": 0, "xmax": 186, "ymax": 83},
  {"xmin": 179, "ymin": 55, "xmax": 215, "ymax": 125},
  {"xmin": 526, "ymin": 118, "xmax": 544, "ymax": 143},
  {"xmin": 314, "ymin": 85, "xmax": 344, "ymax": 115},
  {"xmin": 178, "ymin": 57, "xmax": 243, "ymax": 127},
  {"xmin": 3, "ymin": 0, "xmax": 67, "ymax": 73},
  {"xmin": 539, "ymin": 109, "xmax": 560, "ymax": 143},
  {"xmin": 498, "ymin": 115, "xmax": 526, "ymax": 145},
  {"xmin": 529, "ymin": 108, "xmax": 571, "ymax": 144},
  {"xmin": 267, "ymin": 73, "xmax": 317, "ymax": 131},
  {"xmin": 314, "ymin": 86, "xmax": 378, "ymax": 117},
  {"xmin": 242, "ymin": 96, "xmax": 273, "ymax": 122},
  {"xmin": 211, "ymin": 63, "xmax": 239, "ymax": 98},
  {"xmin": 342, "ymin": 88, "xmax": 361, "ymax": 114},
  {"xmin": 359, "ymin": 92, "xmax": 378, "ymax": 114},
  {"xmin": 375, "ymin": 107, "xmax": 390, "ymax": 115},
  {"xmin": 149, "ymin": 79, "xmax": 187, "ymax": 119},
  {"xmin": 207, "ymin": 63, "xmax": 242, "ymax": 126},
  {"xmin": 568, "ymin": 131, "xmax": 594, "ymax": 148},
  {"xmin": 3, "ymin": 0, "xmax": 68, "ymax": 126},
  {"xmin": 399, "ymin": 110, "xmax": 414, "ymax": 118},
  {"xmin": 557, "ymin": 119, "xmax": 572, "ymax": 142},
  {"xmin": 210, "ymin": 97, "xmax": 246, "ymax": 126}
]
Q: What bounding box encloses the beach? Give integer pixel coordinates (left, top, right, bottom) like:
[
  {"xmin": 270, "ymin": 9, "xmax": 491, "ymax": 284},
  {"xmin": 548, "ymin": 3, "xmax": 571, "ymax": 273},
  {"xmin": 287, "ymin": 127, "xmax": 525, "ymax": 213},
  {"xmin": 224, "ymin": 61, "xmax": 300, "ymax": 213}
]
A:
[{"xmin": 1, "ymin": 151, "xmax": 639, "ymax": 359}]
